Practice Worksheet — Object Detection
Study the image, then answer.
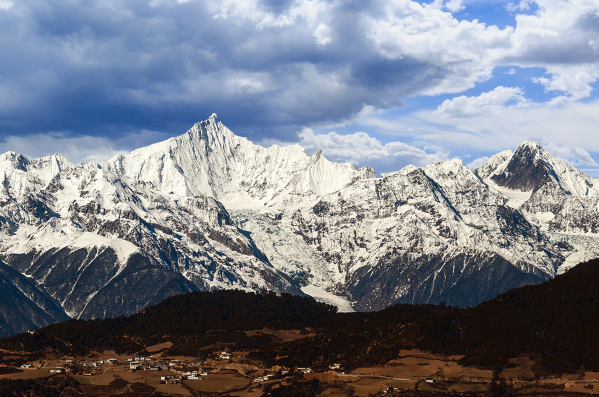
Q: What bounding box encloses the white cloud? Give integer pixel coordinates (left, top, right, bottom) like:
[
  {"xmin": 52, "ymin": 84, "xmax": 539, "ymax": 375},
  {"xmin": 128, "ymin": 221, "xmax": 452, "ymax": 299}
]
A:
[
  {"xmin": 363, "ymin": 0, "xmax": 599, "ymax": 99},
  {"xmin": 507, "ymin": 0, "xmax": 533, "ymax": 12},
  {"xmin": 532, "ymin": 63, "xmax": 599, "ymax": 102},
  {"xmin": 543, "ymin": 143, "xmax": 599, "ymax": 167},
  {"xmin": 433, "ymin": 86, "xmax": 526, "ymax": 118},
  {"xmin": 296, "ymin": 128, "xmax": 448, "ymax": 167},
  {"xmin": 0, "ymin": 0, "xmax": 12, "ymax": 10},
  {"xmin": 466, "ymin": 156, "xmax": 490, "ymax": 169},
  {"xmin": 409, "ymin": 98, "xmax": 599, "ymax": 156},
  {"xmin": 313, "ymin": 23, "xmax": 333, "ymax": 46},
  {"xmin": 0, "ymin": 130, "xmax": 172, "ymax": 164},
  {"xmin": 444, "ymin": 0, "xmax": 465, "ymax": 13},
  {"xmin": 365, "ymin": 2, "xmax": 513, "ymax": 95}
]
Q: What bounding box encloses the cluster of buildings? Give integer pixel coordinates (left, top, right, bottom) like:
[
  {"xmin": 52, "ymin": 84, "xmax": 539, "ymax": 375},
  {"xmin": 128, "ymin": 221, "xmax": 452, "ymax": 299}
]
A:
[{"xmin": 253, "ymin": 374, "xmax": 276, "ymax": 383}]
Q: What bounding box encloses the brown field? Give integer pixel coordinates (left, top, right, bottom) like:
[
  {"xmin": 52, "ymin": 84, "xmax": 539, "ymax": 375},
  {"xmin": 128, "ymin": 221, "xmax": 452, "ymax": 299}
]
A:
[
  {"xmin": 498, "ymin": 357, "xmax": 536, "ymax": 379},
  {"xmin": 1, "ymin": 355, "xmax": 23, "ymax": 360},
  {"xmin": 244, "ymin": 328, "xmax": 317, "ymax": 342},
  {"xmin": 397, "ymin": 349, "xmax": 463, "ymax": 361},
  {"xmin": 183, "ymin": 370, "xmax": 250, "ymax": 393},
  {"xmin": 448, "ymin": 383, "xmax": 489, "ymax": 392},
  {"xmin": 306, "ymin": 372, "xmax": 417, "ymax": 396},
  {"xmin": 564, "ymin": 382, "xmax": 599, "ymax": 394},
  {"xmin": 345, "ymin": 376, "xmax": 398, "ymax": 396},
  {"xmin": 0, "ymin": 369, "xmax": 54, "ymax": 380},
  {"xmin": 146, "ymin": 342, "xmax": 173, "ymax": 352},
  {"xmin": 73, "ymin": 369, "xmax": 191, "ymax": 395},
  {"xmin": 230, "ymin": 385, "xmax": 264, "ymax": 397},
  {"xmin": 352, "ymin": 355, "xmax": 492, "ymax": 380}
]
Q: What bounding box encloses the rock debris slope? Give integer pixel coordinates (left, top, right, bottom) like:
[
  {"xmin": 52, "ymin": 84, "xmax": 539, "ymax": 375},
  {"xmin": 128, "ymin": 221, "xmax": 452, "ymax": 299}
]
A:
[{"xmin": 0, "ymin": 116, "xmax": 595, "ymax": 337}]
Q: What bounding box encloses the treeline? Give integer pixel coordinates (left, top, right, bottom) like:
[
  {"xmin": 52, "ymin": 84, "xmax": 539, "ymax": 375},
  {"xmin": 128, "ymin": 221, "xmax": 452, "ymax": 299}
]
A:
[
  {"xmin": 3, "ymin": 259, "xmax": 599, "ymax": 374},
  {"xmin": 0, "ymin": 290, "xmax": 348, "ymax": 355},
  {"xmin": 253, "ymin": 258, "xmax": 599, "ymax": 373}
]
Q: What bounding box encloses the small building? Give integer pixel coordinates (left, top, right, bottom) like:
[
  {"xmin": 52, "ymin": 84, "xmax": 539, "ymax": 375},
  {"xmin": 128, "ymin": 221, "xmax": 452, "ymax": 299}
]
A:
[
  {"xmin": 130, "ymin": 362, "xmax": 142, "ymax": 370},
  {"xmin": 21, "ymin": 363, "xmax": 33, "ymax": 368},
  {"xmin": 424, "ymin": 378, "xmax": 435, "ymax": 383},
  {"xmin": 200, "ymin": 369, "xmax": 210, "ymax": 376},
  {"xmin": 107, "ymin": 358, "xmax": 118, "ymax": 365},
  {"xmin": 50, "ymin": 368, "xmax": 65, "ymax": 373}
]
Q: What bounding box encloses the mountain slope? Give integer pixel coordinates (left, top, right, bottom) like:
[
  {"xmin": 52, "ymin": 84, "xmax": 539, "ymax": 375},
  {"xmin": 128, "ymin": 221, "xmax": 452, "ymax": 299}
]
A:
[
  {"xmin": 0, "ymin": 144, "xmax": 301, "ymax": 332},
  {"xmin": 0, "ymin": 260, "xmax": 68, "ymax": 338},
  {"xmin": 234, "ymin": 159, "xmax": 564, "ymax": 309},
  {"xmin": 0, "ymin": 118, "xmax": 597, "ymax": 336}
]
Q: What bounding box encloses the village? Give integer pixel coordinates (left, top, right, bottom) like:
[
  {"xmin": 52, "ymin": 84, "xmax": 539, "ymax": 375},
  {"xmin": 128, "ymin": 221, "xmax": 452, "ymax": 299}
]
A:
[{"xmin": 4, "ymin": 342, "xmax": 599, "ymax": 396}]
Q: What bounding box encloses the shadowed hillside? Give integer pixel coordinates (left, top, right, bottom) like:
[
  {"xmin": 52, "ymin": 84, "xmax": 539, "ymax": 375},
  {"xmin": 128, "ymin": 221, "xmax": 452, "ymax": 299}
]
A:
[{"xmin": 2, "ymin": 258, "xmax": 599, "ymax": 374}]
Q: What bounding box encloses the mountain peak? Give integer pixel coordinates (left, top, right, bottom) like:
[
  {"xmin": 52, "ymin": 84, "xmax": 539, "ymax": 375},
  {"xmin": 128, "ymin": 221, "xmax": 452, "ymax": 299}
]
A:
[
  {"xmin": 518, "ymin": 140, "xmax": 543, "ymax": 150},
  {"xmin": 102, "ymin": 119, "xmax": 373, "ymax": 209},
  {"xmin": 476, "ymin": 141, "xmax": 597, "ymax": 201},
  {"xmin": 0, "ymin": 151, "xmax": 30, "ymax": 171}
]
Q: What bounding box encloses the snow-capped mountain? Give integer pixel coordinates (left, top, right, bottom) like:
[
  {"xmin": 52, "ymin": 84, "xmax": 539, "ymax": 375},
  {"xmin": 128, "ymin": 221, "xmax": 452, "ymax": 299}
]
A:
[
  {"xmin": 0, "ymin": 116, "xmax": 596, "ymax": 337},
  {"xmin": 102, "ymin": 114, "xmax": 375, "ymax": 210},
  {"xmin": 475, "ymin": 141, "xmax": 599, "ymax": 274}
]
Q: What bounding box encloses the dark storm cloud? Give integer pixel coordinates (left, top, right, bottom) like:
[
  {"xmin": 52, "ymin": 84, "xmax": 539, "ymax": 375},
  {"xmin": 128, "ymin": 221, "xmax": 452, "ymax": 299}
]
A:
[
  {"xmin": 0, "ymin": 0, "xmax": 461, "ymax": 144},
  {"xmin": 0, "ymin": 0, "xmax": 598, "ymax": 152}
]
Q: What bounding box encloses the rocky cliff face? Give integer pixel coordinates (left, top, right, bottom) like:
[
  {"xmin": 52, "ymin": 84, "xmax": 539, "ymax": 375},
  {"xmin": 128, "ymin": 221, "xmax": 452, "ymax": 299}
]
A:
[{"xmin": 0, "ymin": 117, "xmax": 596, "ymax": 338}]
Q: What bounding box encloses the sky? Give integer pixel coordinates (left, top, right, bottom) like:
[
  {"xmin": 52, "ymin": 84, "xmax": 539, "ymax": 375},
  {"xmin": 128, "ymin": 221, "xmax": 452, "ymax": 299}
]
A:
[{"xmin": 1, "ymin": 0, "xmax": 599, "ymax": 176}]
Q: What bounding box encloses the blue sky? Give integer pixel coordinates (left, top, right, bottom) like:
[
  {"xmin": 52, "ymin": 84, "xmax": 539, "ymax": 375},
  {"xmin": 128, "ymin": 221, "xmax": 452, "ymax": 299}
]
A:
[{"xmin": 1, "ymin": 0, "xmax": 599, "ymax": 176}]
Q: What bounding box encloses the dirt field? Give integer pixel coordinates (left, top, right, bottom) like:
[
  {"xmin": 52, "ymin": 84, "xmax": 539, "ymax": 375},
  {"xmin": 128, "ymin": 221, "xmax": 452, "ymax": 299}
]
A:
[
  {"xmin": 498, "ymin": 357, "xmax": 536, "ymax": 379},
  {"xmin": 397, "ymin": 349, "xmax": 463, "ymax": 361},
  {"xmin": 448, "ymin": 383, "xmax": 489, "ymax": 392},
  {"xmin": 146, "ymin": 342, "xmax": 173, "ymax": 353},
  {"xmin": 183, "ymin": 371, "xmax": 250, "ymax": 393},
  {"xmin": 306, "ymin": 372, "xmax": 417, "ymax": 396},
  {"xmin": 353, "ymin": 358, "xmax": 491, "ymax": 380},
  {"xmin": 345, "ymin": 376, "xmax": 398, "ymax": 396},
  {"xmin": 244, "ymin": 328, "xmax": 317, "ymax": 342},
  {"xmin": 0, "ymin": 369, "xmax": 55, "ymax": 380},
  {"xmin": 564, "ymin": 382, "xmax": 599, "ymax": 394},
  {"xmin": 230, "ymin": 385, "xmax": 264, "ymax": 397}
]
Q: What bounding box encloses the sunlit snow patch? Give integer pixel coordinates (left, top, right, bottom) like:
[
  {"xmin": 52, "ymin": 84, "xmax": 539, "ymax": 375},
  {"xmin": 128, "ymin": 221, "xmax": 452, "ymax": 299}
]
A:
[
  {"xmin": 485, "ymin": 179, "xmax": 533, "ymax": 209},
  {"xmin": 69, "ymin": 232, "xmax": 139, "ymax": 263},
  {"xmin": 301, "ymin": 285, "xmax": 354, "ymax": 312}
]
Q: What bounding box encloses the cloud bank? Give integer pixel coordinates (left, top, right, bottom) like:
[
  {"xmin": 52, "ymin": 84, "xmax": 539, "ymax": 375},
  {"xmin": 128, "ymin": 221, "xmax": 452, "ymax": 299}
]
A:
[{"xmin": 0, "ymin": 0, "xmax": 598, "ymax": 172}]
